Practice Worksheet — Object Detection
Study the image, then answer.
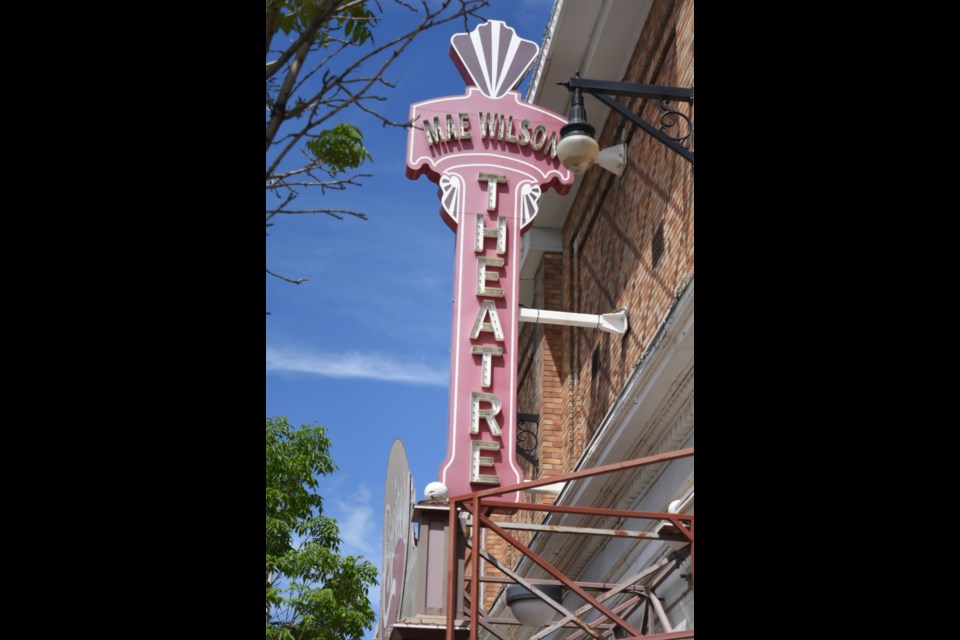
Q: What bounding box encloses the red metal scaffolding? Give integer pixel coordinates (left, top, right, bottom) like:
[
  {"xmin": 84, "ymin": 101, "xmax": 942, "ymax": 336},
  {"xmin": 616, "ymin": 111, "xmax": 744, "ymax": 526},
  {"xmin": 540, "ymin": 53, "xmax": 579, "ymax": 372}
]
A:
[{"xmin": 445, "ymin": 448, "xmax": 694, "ymax": 640}]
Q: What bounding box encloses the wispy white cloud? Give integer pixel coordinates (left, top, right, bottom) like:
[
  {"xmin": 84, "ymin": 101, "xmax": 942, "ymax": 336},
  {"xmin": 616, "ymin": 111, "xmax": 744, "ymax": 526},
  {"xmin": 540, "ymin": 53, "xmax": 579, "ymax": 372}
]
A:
[
  {"xmin": 335, "ymin": 483, "xmax": 379, "ymax": 558},
  {"xmin": 266, "ymin": 345, "xmax": 448, "ymax": 386},
  {"xmin": 331, "ymin": 482, "xmax": 382, "ymax": 640}
]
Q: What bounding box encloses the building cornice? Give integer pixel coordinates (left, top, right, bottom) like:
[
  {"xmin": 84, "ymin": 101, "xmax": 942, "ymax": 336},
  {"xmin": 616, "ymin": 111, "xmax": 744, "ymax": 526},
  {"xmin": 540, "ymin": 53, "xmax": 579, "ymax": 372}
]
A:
[{"xmin": 515, "ymin": 276, "xmax": 694, "ymax": 581}]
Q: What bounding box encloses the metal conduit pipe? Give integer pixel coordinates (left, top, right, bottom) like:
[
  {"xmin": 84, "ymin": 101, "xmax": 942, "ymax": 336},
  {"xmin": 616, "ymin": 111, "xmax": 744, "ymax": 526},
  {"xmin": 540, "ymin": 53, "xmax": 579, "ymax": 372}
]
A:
[{"xmin": 520, "ymin": 307, "xmax": 628, "ymax": 335}]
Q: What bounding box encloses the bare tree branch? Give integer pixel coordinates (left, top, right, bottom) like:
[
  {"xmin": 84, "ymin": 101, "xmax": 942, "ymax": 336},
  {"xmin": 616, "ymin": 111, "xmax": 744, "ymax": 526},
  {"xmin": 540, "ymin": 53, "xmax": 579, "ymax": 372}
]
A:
[
  {"xmin": 266, "ymin": 191, "xmax": 299, "ymax": 225},
  {"xmin": 272, "ymin": 208, "xmax": 368, "ymax": 220},
  {"xmin": 266, "ymin": 267, "xmax": 309, "ymax": 285},
  {"xmin": 270, "ymin": 176, "xmax": 371, "ymax": 188},
  {"xmin": 266, "ymin": 0, "xmax": 490, "ymax": 289},
  {"xmin": 338, "ymin": 83, "xmax": 409, "ymax": 128},
  {"xmin": 291, "ymin": 41, "xmax": 352, "ymax": 97},
  {"xmin": 267, "ymin": 0, "xmax": 487, "ymax": 178},
  {"xmin": 266, "ymin": 39, "xmax": 312, "ymax": 150},
  {"xmin": 268, "ymin": 170, "xmax": 371, "ymax": 186},
  {"xmin": 265, "ymin": 0, "xmax": 365, "ymax": 80}
]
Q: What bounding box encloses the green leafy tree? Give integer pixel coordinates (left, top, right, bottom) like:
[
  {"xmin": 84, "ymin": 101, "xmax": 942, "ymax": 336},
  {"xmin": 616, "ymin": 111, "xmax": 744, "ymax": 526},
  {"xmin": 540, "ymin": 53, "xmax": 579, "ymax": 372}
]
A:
[
  {"xmin": 266, "ymin": 0, "xmax": 489, "ymax": 285},
  {"xmin": 266, "ymin": 417, "xmax": 379, "ymax": 640}
]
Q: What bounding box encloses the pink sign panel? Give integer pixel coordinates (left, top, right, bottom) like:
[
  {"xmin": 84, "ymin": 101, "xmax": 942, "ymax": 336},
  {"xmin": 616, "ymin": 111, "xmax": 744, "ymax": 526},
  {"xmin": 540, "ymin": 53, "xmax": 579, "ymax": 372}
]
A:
[{"xmin": 406, "ymin": 21, "xmax": 574, "ymax": 504}]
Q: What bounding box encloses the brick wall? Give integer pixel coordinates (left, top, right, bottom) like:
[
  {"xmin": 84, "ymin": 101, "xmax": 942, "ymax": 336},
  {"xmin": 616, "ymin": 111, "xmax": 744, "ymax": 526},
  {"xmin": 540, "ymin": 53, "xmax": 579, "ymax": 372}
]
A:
[
  {"xmin": 561, "ymin": 0, "xmax": 694, "ymax": 468},
  {"xmin": 477, "ymin": 0, "xmax": 694, "ymax": 627}
]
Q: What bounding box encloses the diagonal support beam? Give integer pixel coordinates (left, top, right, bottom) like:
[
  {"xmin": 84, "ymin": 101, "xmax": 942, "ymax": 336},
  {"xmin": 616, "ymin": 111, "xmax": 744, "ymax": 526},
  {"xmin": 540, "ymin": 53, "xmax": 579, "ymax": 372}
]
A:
[
  {"xmin": 480, "ymin": 513, "xmax": 643, "ymax": 638},
  {"xmin": 462, "ymin": 591, "xmax": 513, "ymax": 640},
  {"xmin": 463, "ymin": 530, "xmax": 600, "ymax": 638},
  {"xmin": 621, "ymin": 632, "xmax": 694, "ymax": 640},
  {"xmin": 648, "ymin": 593, "xmax": 673, "ymax": 633},
  {"xmin": 648, "ymin": 548, "xmax": 690, "ymax": 594},
  {"xmin": 665, "ymin": 516, "xmax": 694, "ymax": 543},
  {"xmin": 531, "ymin": 554, "xmax": 674, "ymax": 640},
  {"xmin": 561, "ymin": 596, "xmax": 643, "ymax": 640},
  {"xmin": 454, "ymin": 448, "xmax": 693, "ymax": 501},
  {"xmin": 592, "ymin": 92, "xmax": 694, "ymax": 164}
]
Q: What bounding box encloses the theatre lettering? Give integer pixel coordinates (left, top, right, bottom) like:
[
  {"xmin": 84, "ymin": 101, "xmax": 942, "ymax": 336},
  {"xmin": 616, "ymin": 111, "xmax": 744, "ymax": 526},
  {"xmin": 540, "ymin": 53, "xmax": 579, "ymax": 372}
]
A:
[
  {"xmin": 421, "ymin": 111, "xmax": 561, "ymax": 159},
  {"xmin": 405, "ymin": 20, "xmax": 574, "ymax": 503}
]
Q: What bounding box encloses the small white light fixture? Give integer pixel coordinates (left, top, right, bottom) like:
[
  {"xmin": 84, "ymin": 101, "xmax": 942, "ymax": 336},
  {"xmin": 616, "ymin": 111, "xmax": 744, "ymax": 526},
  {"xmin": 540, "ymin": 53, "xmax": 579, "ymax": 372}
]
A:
[
  {"xmin": 596, "ymin": 143, "xmax": 626, "ymax": 176},
  {"xmin": 423, "ymin": 481, "xmax": 448, "ymax": 501},
  {"xmin": 506, "ymin": 584, "xmax": 562, "ymax": 628}
]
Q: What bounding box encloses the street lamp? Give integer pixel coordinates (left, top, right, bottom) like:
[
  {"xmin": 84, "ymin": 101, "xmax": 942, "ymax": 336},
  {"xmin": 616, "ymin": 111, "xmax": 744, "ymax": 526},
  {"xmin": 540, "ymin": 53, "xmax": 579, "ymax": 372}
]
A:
[
  {"xmin": 555, "ymin": 83, "xmax": 598, "ymax": 174},
  {"xmin": 556, "ymin": 73, "xmax": 694, "ymax": 175}
]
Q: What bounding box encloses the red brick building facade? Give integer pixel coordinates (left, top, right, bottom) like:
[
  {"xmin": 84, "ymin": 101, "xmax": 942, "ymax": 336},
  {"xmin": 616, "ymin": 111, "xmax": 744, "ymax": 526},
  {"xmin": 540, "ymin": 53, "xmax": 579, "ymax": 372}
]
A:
[{"xmin": 481, "ymin": 0, "xmax": 695, "ymax": 632}]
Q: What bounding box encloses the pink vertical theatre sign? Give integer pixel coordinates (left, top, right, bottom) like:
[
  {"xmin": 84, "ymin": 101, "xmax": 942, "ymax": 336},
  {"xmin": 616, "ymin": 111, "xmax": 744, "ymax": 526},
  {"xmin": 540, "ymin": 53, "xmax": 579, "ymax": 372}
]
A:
[{"xmin": 406, "ymin": 21, "xmax": 574, "ymax": 504}]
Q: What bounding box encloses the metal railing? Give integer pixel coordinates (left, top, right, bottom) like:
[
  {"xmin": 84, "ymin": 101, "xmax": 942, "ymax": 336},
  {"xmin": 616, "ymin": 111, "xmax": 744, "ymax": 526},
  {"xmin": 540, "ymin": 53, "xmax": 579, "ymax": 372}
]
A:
[{"xmin": 445, "ymin": 448, "xmax": 694, "ymax": 640}]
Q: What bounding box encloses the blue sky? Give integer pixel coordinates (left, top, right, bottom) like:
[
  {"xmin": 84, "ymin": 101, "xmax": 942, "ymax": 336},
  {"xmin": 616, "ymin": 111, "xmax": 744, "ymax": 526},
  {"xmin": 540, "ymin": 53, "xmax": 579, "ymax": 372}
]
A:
[{"xmin": 266, "ymin": 1, "xmax": 556, "ymax": 636}]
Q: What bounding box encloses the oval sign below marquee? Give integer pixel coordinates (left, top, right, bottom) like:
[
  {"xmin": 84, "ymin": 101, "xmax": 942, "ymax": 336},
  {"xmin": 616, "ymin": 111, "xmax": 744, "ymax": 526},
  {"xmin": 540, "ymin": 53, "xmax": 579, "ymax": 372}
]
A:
[{"xmin": 380, "ymin": 439, "xmax": 414, "ymax": 640}]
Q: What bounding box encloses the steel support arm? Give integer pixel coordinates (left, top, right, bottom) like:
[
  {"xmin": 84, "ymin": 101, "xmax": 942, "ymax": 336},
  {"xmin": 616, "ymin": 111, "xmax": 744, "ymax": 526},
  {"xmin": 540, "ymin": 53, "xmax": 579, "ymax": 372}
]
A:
[
  {"xmin": 564, "ymin": 77, "xmax": 693, "ymax": 103},
  {"xmin": 560, "ymin": 76, "xmax": 694, "ymax": 165},
  {"xmin": 520, "ymin": 307, "xmax": 628, "ymax": 335},
  {"xmin": 592, "ymin": 92, "xmax": 694, "ymax": 164}
]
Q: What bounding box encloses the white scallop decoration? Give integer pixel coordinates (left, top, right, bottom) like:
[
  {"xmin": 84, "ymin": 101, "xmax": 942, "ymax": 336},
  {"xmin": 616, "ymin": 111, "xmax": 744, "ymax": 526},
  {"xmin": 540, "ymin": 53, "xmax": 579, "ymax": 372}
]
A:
[
  {"xmin": 520, "ymin": 182, "xmax": 541, "ymax": 229},
  {"xmin": 450, "ymin": 21, "xmax": 540, "ymax": 99},
  {"xmin": 440, "ymin": 173, "xmax": 462, "ymax": 223}
]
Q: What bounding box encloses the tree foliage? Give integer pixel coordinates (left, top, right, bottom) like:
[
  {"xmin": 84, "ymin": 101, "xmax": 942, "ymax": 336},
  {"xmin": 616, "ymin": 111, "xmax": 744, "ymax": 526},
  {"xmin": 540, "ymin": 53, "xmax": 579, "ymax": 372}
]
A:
[
  {"xmin": 266, "ymin": 0, "xmax": 489, "ymax": 285},
  {"xmin": 266, "ymin": 417, "xmax": 379, "ymax": 640}
]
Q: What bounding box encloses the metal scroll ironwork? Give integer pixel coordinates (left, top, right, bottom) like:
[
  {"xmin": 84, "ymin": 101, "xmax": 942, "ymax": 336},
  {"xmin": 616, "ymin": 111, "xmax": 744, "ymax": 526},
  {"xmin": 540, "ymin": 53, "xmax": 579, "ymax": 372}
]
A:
[
  {"xmin": 658, "ymin": 100, "xmax": 693, "ymax": 148},
  {"xmin": 517, "ymin": 412, "xmax": 539, "ymax": 466}
]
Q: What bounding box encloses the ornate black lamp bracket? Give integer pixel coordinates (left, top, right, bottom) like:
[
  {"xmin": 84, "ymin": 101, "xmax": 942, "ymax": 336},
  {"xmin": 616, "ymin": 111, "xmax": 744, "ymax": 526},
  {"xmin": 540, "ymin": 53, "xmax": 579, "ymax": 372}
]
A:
[
  {"xmin": 517, "ymin": 412, "xmax": 540, "ymax": 467},
  {"xmin": 560, "ymin": 76, "xmax": 694, "ymax": 165}
]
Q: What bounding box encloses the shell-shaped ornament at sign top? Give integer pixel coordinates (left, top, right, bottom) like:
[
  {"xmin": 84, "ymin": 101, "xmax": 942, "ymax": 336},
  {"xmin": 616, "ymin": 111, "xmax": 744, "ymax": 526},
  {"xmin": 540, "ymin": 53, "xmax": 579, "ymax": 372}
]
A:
[
  {"xmin": 450, "ymin": 20, "xmax": 540, "ymax": 99},
  {"xmin": 439, "ymin": 173, "xmax": 462, "ymax": 223}
]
